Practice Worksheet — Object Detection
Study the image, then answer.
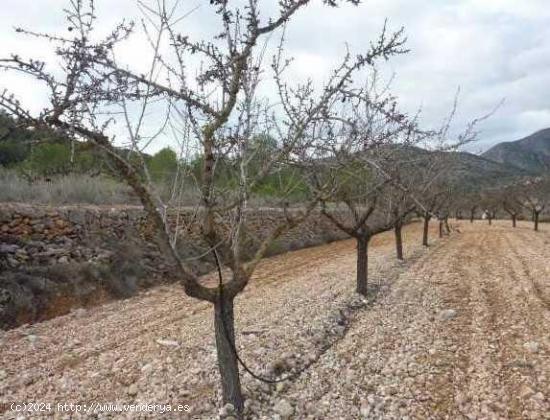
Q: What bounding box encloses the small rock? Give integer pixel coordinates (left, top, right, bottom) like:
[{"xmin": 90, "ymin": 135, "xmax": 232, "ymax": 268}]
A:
[
  {"xmin": 360, "ymin": 403, "xmax": 370, "ymax": 416},
  {"xmin": 156, "ymin": 339, "xmax": 179, "ymax": 347},
  {"xmin": 519, "ymin": 384, "xmax": 535, "ymax": 399},
  {"xmin": 0, "ymin": 370, "xmax": 7, "ymax": 380},
  {"xmin": 15, "ymin": 250, "xmax": 28, "ymax": 260},
  {"xmin": 140, "ymin": 364, "xmax": 153, "ymax": 376},
  {"xmin": 219, "ymin": 403, "xmax": 235, "ymax": 417},
  {"xmin": 7, "ymin": 257, "xmax": 19, "ymax": 267},
  {"xmin": 21, "ymin": 374, "xmax": 33, "ymax": 386},
  {"xmin": 0, "ymin": 244, "xmax": 19, "ymax": 254},
  {"xmin": 334, "ymin": 325, "xmax": 346, "ymax": 336},
  {"xmin": 438, "ymin": 309, "xmax": 457, "ymax": 321},
  {"xmin": 455, "ymin": 392, "xmax": 468, "ymax": 405},
  {"xmin": 273, "ymin": 400, "xmax": 294, "ymax": 419},
  {"xmin": 276, "ymin": 382, "xmax": 286, "ymax": 393},
  {"xmin": 533, "ymin": 392, "xmax": 544, "ymax": 401},
  {"xmin": 127, "ymin": 384, "xmax": 138, "ymax": 396},
  {"xmin": 523, "ymin": 341, "xmax": 539, "ymax": 353},
  {"xmin": 72, "ymin": 308, "xmax": 87, "ymax": 317}
]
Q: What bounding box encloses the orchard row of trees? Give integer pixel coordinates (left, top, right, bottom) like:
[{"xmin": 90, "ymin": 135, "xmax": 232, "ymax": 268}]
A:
[
  {"xmin": 0, "ymin": 0, "xmax": 493, "ymax": 416},
  {"xmin": 454, "ymin": 177, "xmax": 550, "ymax": 231}
]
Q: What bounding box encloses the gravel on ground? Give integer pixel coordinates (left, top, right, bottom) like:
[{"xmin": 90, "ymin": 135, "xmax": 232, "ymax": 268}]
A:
[{"xmin": 1, "ymin": 220, "xmax": 548, "ymax": 419}]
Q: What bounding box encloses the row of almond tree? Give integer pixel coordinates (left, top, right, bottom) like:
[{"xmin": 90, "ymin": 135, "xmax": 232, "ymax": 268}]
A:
[
  {"xmin": 0, "ymin": 0, "xmax": 501, "ymax": 415},
  {"xmin": 453, "ymin": 179, "xmax": 550, "ymax": 231}
]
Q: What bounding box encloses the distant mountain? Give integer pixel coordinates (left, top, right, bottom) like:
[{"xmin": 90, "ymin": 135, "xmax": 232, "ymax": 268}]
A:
[
  {"xmin": 442, "ymin": 150, "xmax": 529, "ymax": 190},
  {"xmin": 482, "ymin": 128, "xmax": 550, "ymax": 174},
  {"xmin": 368, "ymin": 144, "xmax": 528, "ymax": 191}
]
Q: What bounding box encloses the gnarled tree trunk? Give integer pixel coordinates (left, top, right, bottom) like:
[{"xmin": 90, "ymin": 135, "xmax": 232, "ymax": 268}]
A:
[
  {"xmin": 534, "ymin": 211, "xmax": 540, "ymax": 231},
  {"xmin": 356, "ymin": 235, "xmax": 369, "ymax": 296},
  {"xmin": 394, "ymin": 221, "xmax": 403, "ymax": 260},
  {"xmin": 214, "ymin": 296, "xmax": 244, "ymax": 415},
  {"xmin": 470, "ymin": 207, "xmax": 476, "ymax": 223},
  {"xmin": 512, "ymin": 214, "xmax": 516, "ymax": 228},
  {"xmin": 423, "ymin": 213, "xmax": 430, "ymax": 247}
]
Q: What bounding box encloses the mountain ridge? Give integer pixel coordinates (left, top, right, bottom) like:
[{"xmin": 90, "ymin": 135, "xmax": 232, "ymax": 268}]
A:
[{"xmin": 481, "ymin": 128, "xmax": 550, "ymax": 174}]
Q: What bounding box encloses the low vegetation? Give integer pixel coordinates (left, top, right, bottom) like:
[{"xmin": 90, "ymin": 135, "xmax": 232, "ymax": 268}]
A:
[{"xmin": 0, "ymin": 168, "xmax": 136, "ymax": 204}]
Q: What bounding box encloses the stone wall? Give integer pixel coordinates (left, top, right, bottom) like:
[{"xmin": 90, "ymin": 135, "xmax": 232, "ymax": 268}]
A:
[{"xmin": 0, "ymin": 203, "xmax": 348, "ymax": 329}]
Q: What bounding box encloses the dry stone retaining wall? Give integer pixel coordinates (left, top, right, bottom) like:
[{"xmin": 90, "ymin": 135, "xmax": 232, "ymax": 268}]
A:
[{"xmin": 0, "ymin": 203, "xmax": 348, "ymax": 329}]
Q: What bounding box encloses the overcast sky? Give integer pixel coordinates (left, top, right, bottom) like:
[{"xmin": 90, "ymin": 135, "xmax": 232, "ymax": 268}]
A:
[{"xmin": 1, "ymin": 0, "xmax": 549, "ymax": 153}]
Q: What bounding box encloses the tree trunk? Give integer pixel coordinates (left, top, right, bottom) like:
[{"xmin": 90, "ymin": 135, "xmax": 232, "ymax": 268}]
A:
[
  {"xmin": 470, "ymin": 208, "xmax": 475, "ymax": 223},
  {"xmin": 423, "ymin": 215, "xmax": 430, "ymax": 247},
  {"xmin": 394, "ymin": 222, "xmax": 403, "ymax": 260},
  {"xmin": 534, "ymin": 211, "xmax": 539, "ymax": 231},
  {"xmin": 444, "ymin": 217, "xmax": 450, "ymax": 234},
  {"xmin": 356, "ymin": 236, "xmax": 369, "ymax": 296},
  {"xmin": 488, "ymin": 215, "xmax": 492, "ymax": 225},
  {"xmin": 214, "ymin": 297, "xmax": 244, "ymax": 415},
  {"xmin": 512, "ymin": 214, "xmax": 516, "ymax": 228}
]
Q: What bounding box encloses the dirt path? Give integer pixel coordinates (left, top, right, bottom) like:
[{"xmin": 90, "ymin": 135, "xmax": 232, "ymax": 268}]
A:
[
  {"xmin": 0, "ymin": 220, "xmax": 549, "ymax": 419},
  {"xmin": 261, "ymin": 220, "xmax": 549, "ymax": 419}
]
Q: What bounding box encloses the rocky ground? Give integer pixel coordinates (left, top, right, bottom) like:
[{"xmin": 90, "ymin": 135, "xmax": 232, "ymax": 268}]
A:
[{"xmin": 0, "ymin": 220, "xmax": 549, "ymax": 419}]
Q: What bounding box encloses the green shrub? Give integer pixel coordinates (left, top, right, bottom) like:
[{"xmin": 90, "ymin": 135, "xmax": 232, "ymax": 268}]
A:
[{"xmin": 148, "ymin": 147, "xmax": 178, "ymax": 183}]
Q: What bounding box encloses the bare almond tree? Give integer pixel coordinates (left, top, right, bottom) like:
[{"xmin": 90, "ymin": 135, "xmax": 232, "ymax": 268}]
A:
[
  {"xmin": 378, "ymin": 146, "xmax": 441, "ymax": 260},
  {"xmin": 317, "ymin": 164, "xmax": 399, "ymax": 296},
  {"xmin": 386, "ymin": 184, "xmax": 417, "ymax": 260},
  {"xmin": 449, "ymin": 189, "xmax": 480, "ymax": 224},
  {"xmin": 516, "ymin": 177, "xmax": 550, "ymax": 231},
  {"xmin": 412, "ymin": 89, "xmax": 500, "ymax": 242},
  {"xmin": 436, "ymin": 191, "xmax": 454, "ymax": 238},
  {"xmin": 461, "ymin": 191, "xmax": 481, "ymax": 223},
  {"xmin": 500, "ymin": 185, "xmax": 522, "ymax": 227},
  {"xmin": 307, "ymin": 73, "xmax": 417, "ymax": 295},
  {"xmin": 412, "ymin": 153, "xmax": 452, "ymax": 246},
  {"xmin": 0, "ymin": 0, "xmax": 407, "ymax": 413},
  {"xmin": 479, "ymin": 191, "xmax": 500, "ymax": 225}
]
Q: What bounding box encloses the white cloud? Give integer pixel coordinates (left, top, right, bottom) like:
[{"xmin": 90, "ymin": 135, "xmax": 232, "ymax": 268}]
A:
[{"xmin": 1, "ymin": 0, "xmax": 549, "ymax": 153}]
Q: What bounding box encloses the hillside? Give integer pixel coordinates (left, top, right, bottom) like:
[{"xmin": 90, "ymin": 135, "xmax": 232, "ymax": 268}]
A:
[
  {"xmin": 443, "ymin": 150, "xmax": 529, "ymax": 190},
  {"xmin": 482, "ymin": 128, "xmax": 550, "ymax": 174},
  {"xmin": 0, "ymin": 109, "xmax": 535, "ymax": 199},
  {"xmin": 382, "ymin": 145, "xmax": 529, "ymax": 191}
]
